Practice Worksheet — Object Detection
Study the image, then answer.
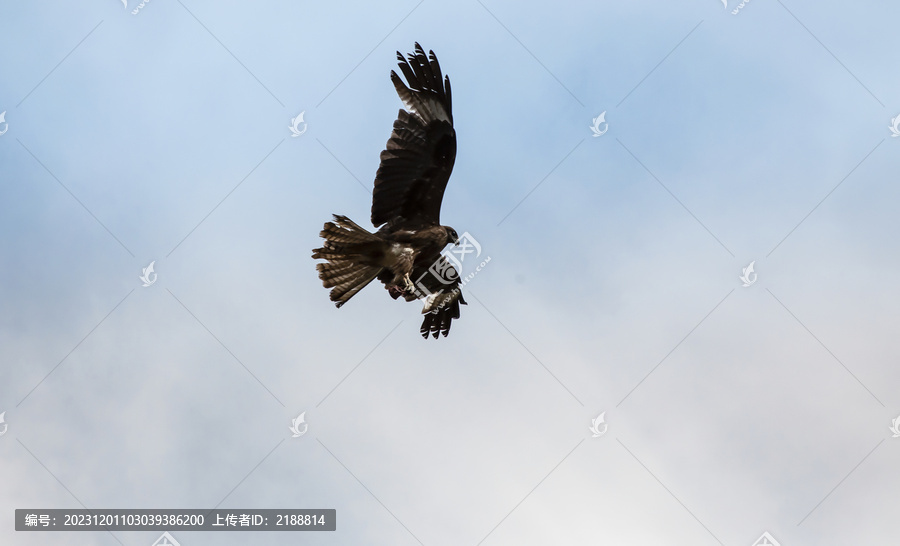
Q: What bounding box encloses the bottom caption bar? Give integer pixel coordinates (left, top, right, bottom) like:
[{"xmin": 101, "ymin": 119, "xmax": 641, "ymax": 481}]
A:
[{"xmin": 15, "ymin": 509, "xmax": 335, "ymax": 531}]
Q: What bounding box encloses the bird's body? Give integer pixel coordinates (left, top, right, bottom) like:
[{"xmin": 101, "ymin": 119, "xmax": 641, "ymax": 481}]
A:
[{"xmin": 312, "ymin": 43, "xmax": 466, "ymax": 338}]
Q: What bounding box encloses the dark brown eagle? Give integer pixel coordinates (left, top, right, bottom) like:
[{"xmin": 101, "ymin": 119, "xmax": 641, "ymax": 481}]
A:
[{"xmin": 312, "ymin": 43, "xmax": 466, "ymax": 339}]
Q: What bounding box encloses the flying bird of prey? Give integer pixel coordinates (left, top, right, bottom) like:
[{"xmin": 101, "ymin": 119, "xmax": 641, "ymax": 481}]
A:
[{"xmin": 312, "ymin": 43, "xmax": 466, "ymax": 339}]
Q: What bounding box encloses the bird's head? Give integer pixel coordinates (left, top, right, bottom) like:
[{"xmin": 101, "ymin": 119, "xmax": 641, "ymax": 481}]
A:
[{"xmin": 443, "ymin": 226, "xmax": 460, "ymax": 245}]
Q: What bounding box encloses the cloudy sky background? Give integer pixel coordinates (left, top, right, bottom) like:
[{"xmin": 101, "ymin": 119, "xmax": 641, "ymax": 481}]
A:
[{"xmin": 1, "ymin": 0, "xmax": 899, "ymax": 544}]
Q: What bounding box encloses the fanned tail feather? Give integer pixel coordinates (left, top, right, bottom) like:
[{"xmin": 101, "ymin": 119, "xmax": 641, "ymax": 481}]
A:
[{"xmin": 312, "ymin": 215, "xmax": 385, "ymax": 307}]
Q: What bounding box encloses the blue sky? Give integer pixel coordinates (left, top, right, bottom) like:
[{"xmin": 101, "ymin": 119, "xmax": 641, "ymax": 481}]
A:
[{"xmin": 2, "ymin": 1, "xmax": 899, "ymax": 545}]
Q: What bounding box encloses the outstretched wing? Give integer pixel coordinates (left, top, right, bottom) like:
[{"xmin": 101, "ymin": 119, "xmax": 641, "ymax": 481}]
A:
[
  {"xmin": 371, "ymin": 43, "xmax": 456, "ymax": 228},
  {"xmin": 377, "ymin": 255, "xmax": 466, "ymax": 339}
]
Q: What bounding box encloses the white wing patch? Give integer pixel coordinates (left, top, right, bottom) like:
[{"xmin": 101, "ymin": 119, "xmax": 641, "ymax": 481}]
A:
[
  {"xmin": 421, "ymin": 289, "xmax": 457, "ymax": 313},
  {"xmin": 419, "ymin": 96, "xmax": 451, "ymax": 123},
  {"xmin": 401, "ymin": 95, "xmax": 450, "ymax": 124}
]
